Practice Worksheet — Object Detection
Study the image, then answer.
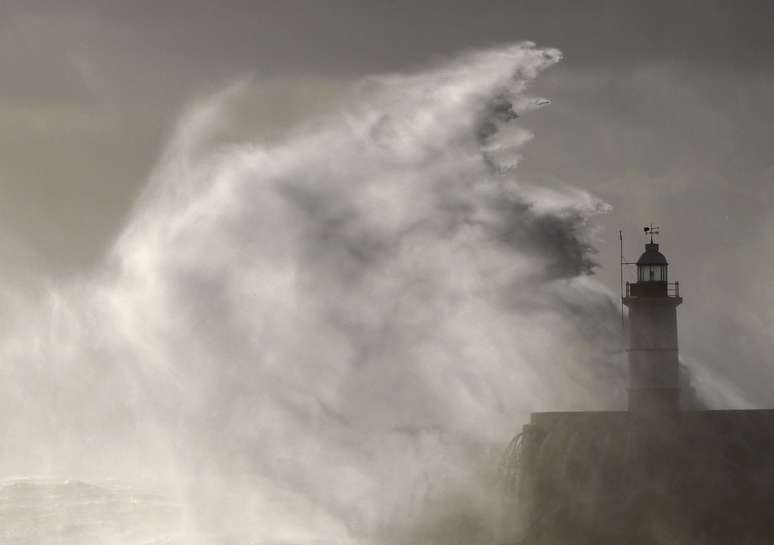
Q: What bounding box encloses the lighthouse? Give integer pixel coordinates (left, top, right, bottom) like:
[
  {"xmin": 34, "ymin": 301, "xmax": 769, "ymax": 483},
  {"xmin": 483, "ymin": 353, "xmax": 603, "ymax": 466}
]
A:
[
  {"xmin": 623, "ymin": 226, "xmax": 682, "ymax": 413},
  {"xmin": 508, "ymin": 224, "xmax": 774, "ymax": 545}
]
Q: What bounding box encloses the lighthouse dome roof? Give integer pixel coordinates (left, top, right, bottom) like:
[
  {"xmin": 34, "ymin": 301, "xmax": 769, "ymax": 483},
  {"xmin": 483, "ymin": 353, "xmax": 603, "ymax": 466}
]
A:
[{"xmin": 637, "ymin": 243, "xmax": 668, "ymax": 265}]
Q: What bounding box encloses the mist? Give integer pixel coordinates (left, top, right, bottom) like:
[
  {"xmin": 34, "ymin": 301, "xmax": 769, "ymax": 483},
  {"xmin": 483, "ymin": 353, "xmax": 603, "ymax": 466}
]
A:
[{"xmin": 0, "ymin": 43, "xmax": 628, "ymax": 544}]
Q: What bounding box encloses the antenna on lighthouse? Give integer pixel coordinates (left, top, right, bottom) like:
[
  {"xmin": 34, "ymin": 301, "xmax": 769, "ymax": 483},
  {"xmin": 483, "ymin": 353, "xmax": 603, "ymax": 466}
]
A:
[
  {"xmin": 619, "ymin": 230, "xmax": 625, "ymax": 335},
  {"xmin": 619, "ymin": 230, "xmax": 641, "ymax": 335}
]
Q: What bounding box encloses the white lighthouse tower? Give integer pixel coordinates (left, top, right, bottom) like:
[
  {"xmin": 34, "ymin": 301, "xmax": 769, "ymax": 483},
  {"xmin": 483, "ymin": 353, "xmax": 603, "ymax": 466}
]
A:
[{"xmin": 623, "ymin": 226, "xmax": 682, "ymax": 413}]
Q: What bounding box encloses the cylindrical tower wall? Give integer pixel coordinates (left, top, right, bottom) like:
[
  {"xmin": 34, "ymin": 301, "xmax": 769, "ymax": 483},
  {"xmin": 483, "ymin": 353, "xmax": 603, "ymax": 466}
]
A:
[{"xmin": 624, "ymin": 297, "xmax": 681, "ymax": 413}]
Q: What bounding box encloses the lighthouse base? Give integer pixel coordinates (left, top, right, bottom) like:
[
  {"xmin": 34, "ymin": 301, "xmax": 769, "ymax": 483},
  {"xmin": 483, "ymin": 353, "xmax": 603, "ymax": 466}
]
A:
[{"xmin": 510, "ymin": 410, "xmax": 774, "ymax": 545}]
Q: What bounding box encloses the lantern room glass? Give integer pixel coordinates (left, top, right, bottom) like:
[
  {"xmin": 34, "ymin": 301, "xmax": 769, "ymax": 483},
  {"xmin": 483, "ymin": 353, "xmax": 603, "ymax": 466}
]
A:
[{"xmin": 638, "ymin": 264, "xmax": 668, "ymax": 282}]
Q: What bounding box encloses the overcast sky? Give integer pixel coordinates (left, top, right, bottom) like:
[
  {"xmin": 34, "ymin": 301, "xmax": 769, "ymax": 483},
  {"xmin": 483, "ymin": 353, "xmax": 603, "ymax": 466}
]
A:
[{"xmin": 2, "ymin": 1, "xmax": 774, "ymax": 405}]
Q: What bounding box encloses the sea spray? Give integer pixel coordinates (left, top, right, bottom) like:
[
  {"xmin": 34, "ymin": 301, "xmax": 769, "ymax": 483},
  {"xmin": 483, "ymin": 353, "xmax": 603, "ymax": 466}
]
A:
[{"xmin": 0, "ymin": 43, "xmax": 620, "ymax": 544}]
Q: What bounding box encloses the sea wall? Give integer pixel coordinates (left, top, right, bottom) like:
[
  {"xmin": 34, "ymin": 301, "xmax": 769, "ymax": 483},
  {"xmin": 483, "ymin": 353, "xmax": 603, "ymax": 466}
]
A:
[{"xmin": 513, "ymin": 410, "xmax": 774, "ymax": 544}]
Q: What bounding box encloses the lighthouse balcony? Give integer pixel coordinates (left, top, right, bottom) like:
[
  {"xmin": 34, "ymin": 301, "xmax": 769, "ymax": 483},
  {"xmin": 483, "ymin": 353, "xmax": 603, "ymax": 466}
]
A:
[{"xmin": 626, "ymin": 281, "xmax": 680, "ymax": 298}]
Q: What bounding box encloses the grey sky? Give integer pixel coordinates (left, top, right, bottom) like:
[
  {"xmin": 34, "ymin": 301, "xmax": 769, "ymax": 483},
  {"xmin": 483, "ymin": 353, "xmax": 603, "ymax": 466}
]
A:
[{"xmin": 2, "ymin": 1, "xmax": 774, "ymax": 405}]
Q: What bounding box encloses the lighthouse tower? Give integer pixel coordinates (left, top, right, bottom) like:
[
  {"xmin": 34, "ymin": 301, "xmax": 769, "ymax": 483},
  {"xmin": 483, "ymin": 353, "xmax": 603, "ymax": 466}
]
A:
[{"xmin": 623, "ymin": 226, "xmax": 682, "ymax": 413}]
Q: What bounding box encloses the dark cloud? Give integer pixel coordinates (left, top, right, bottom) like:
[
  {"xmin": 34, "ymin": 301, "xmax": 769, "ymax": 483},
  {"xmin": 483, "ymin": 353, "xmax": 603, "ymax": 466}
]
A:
[{"xmin": 7, "ymin": 0, "xmax": 774, "ymax": 74}]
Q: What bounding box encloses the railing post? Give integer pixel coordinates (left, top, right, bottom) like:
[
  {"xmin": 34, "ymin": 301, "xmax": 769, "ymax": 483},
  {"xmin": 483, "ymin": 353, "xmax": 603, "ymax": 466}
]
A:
[{"xmin": 675, "ymin": 281, "xmax": 679, "ymax": 297}]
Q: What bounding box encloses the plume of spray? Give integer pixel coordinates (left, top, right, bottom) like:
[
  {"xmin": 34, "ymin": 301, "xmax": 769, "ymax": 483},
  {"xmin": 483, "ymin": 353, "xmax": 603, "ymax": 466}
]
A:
[{"xmin": 0, "ymin": 43, "xmax": 624, "ymax": 544}]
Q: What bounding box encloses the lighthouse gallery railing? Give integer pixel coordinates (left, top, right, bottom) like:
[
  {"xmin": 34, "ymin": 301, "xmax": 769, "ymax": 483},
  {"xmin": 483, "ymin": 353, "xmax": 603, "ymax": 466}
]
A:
[{"xmin": 625, "ymin": 281, "xmax": 680, "ymax": 298}]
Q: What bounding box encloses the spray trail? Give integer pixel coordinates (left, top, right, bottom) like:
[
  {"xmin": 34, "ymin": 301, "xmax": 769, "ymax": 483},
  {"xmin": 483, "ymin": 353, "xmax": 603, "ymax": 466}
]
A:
[{"xmin": 0, "ymin": 43, "xmax": 621, "ymax": 543}]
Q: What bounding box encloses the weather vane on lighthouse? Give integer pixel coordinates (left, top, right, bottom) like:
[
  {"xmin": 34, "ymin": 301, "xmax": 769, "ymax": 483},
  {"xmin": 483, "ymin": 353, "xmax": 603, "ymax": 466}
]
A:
[{"xmin": 644, "ymin": 223, "xmax": 660, "ymax": 244}]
